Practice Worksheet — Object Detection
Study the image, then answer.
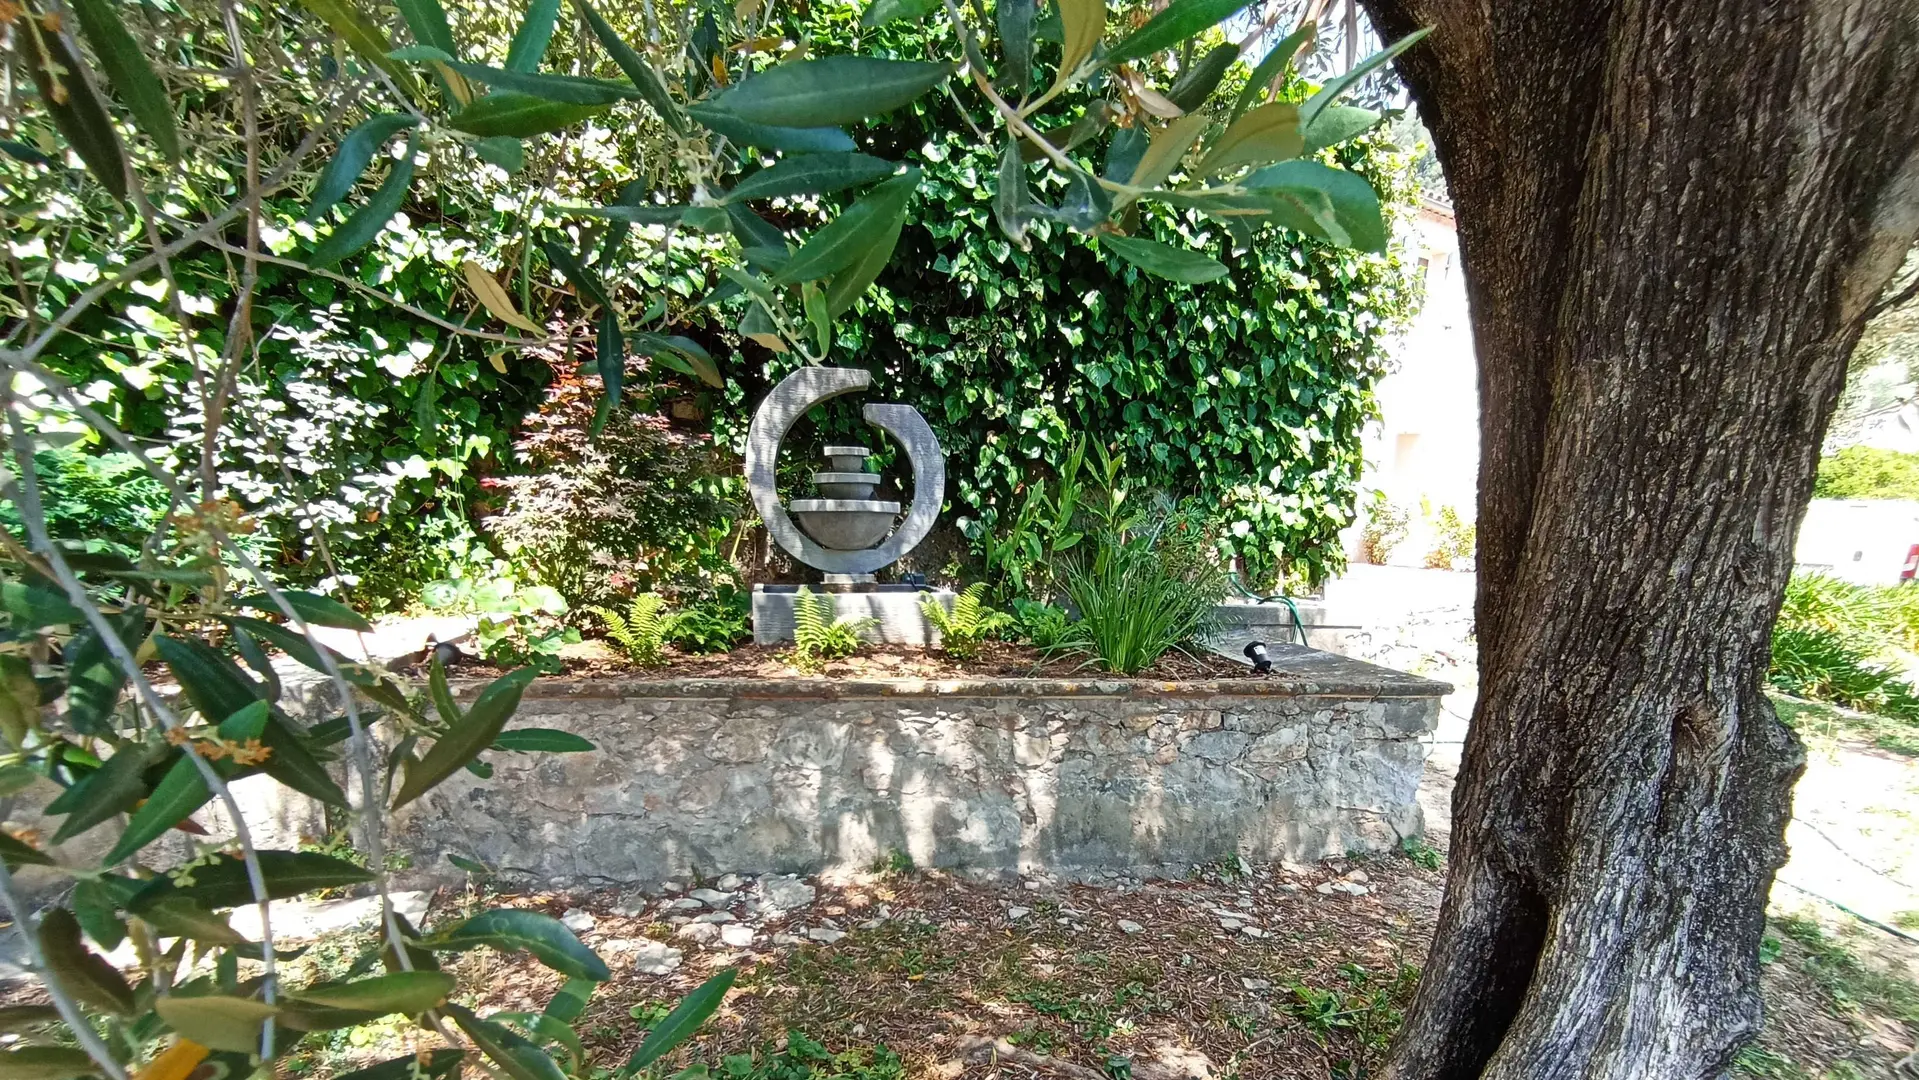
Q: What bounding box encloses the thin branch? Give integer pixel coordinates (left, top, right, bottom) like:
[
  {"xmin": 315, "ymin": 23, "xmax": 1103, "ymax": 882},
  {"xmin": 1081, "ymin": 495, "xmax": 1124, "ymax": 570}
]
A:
[
  {"xmin": 0, "ymin": 857, "xmax": 131, "ymax": 1080},
  {"xmin": 1865, "ymin": 271, "xmax": 1919, "ymax": 324},
  {"xmin": 2, "ymin": 79, "xmax": 370, "ymax": 368},
  {"xmin": 194, "ymin": 240, "xmax": 553, "ymax": 345}
]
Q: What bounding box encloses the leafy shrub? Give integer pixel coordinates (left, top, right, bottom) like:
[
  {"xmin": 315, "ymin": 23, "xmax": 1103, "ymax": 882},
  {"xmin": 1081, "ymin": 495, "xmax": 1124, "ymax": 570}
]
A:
[
  {"xmin": 1358, "ymin": 496, "xmax": 1409, "ymax": 565},
  {"xmin": 1060, "ymin": 504, "xmax": 1226, "ymax": 675},
  {"xmin": 1013, "ymin": 599, "xmax": 1072, "ymax": 650},
  {"xmin": 486, "ymin": 371, "xmax": 738, "ymax": 610},
  {"xmin": 1769, "ymin": 626, "xmax": 1919, "ymax": 718},
  {"xmin": 792, "ymin": 587, "xmax": 875, "ymax": 671},
  {"xmin": 665, "ymin": 587, "xmax": 753, "ymax": 654},
  {"xmin": 1779, "ymin": 574, "xmax": 1898, "ymax": 642},
  {"xmin": 589, "ymin": 594, "xmax": 671, "ymax": 666},
  {"xmin": 1813, "ymin": 446, "xmax": 1919, "ymax": 500},
  {"xmin": 921, "ymin": 583, "xmax": 1013, "ymax": 659},
  {"xmin": 0, "ymin": 446, "xmax": 169, "ymax": 558},
  {"xmin": 468, "ymin": 581, "xmax": 575, "ymax": 673},
  {"xmin": 1423, "ymin": 506, "xmax": 1477, "ymax": 570}
]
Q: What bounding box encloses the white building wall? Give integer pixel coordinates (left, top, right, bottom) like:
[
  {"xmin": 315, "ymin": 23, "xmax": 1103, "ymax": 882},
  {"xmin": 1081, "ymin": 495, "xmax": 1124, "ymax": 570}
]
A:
[{"xmin": 1348, "ymin": 200, "xmax": 1481, "ymax": 568}]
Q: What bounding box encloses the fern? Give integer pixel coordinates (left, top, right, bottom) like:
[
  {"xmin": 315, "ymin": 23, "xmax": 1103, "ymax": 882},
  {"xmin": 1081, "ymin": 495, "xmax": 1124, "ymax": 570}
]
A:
[
  {"xmin": 587, "ymin": 593, "xmax": 670, "ymax": 666},
  {"xmin": 921, "ymin": 583, "xmax": 1014, "ymax": 659},
  {"xmin": 792, "ymin": 586, "xmax": 875, "ymax": 670}
]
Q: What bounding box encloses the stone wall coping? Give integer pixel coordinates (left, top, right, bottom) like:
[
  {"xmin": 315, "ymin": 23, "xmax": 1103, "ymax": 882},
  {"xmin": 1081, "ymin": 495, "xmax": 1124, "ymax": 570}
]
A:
[{"xmin": 479, "ymin": 645, "xmax": 1452, "ymax": 702}]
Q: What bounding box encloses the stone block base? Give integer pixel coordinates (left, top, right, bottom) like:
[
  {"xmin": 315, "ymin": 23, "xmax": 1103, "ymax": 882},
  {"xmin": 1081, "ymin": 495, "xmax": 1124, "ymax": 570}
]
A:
[{"xmin": 752, "ymin": 584, "xmax": 955, "ymax": 646}]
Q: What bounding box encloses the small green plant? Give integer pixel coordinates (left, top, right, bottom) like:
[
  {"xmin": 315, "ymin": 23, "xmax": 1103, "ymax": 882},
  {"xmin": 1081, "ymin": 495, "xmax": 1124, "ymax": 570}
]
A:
[
  {"xmin": 1423, "ymin": 505, "xmax": 1477, "ymax": 570},
  {"xmin": 472, "ymin": 581, "xmax": 577, "ymax": 672},
  {"xmin": 589, "ymin": 593, "xmax": 672, "ymax": 666},
  {"xmin": 1894, "ymin": 910, "xmax": 1919, "ymax": 930},
  {"xmin": 922, "ymin": 583, "xmax": 1014, "ymax": 658},
  {"xmin": 793, "ymin": 586, "xmax": 876, "ymax": 670},
  {"xmin": 1358, "ymin": 494, "xmax": 1409, "ymax": 565},
  {"xmin": 1060, "ymin": 511, "xmax": 1224, "ymax": 675},
  {"xmin": 870, "ymin": 848, "xmax": 915, "ymax": 875},
  {"xmin": 1399, "ymin": 835, "xmax": 1444, "ymax": 870},
  {"xmin": 1014, "ymin": 599, "xmax": 1073, "ymax": 649},
  {"xmin": 665, "ymin": 587, "xmax": 752, "ymax": 653}
]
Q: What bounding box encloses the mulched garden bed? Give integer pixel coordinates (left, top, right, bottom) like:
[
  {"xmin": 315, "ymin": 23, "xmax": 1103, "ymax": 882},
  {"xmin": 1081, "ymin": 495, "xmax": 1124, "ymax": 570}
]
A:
[{"xmin": 428, "ymin": 641, "xmax": 1260, "ymax": 682}]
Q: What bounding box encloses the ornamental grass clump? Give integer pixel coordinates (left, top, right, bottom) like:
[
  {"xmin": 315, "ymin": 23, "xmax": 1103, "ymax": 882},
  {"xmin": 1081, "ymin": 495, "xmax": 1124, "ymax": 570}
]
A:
[{"xmin": 1059, "ymin": 501, "xmax": 1226, "ymax": 675}]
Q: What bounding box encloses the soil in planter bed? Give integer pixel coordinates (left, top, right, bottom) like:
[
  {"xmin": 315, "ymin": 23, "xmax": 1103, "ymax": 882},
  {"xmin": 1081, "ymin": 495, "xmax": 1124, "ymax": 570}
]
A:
[{"xmin": 430, "ymin": 641, "xmax": 1262, "ymax": 681}]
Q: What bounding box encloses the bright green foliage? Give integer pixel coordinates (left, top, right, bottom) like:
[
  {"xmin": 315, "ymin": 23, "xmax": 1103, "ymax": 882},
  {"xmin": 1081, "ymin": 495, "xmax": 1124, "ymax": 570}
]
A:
[
  {"xmin": 792, "ymin": 587, "xmax": 875, "ymax": 670},
  {"xmin": 663, "ymin": 588, "xmax": 753, "ymax": 653},
  {"xmin": 589, "ymin": 593, "xmax": 671, "ymax": 665},
  {"xmin": 1813, "ymin": 446, "xmax": 1919, "ymax": 500},
  {"xmin": 1013, "ymin": 599, "xmax": 1072, "ymax": 649},
  {"xmin": 1423, "ymin": 506, "xmax": 1476, "ymax": 570},
  {"xmin": 920, "ymin": 584, "xmax": 1013, "ymax": 659},
  {"xmin": 1059, "ymin": 499, "xmax": 1227, "ymax": 675},
  {"xmin": 1769, "ymin": 573, "xmax": 1919, "ymax": 747},
  {"xmin": 0, "ymin": 448, "xmax": 169, "ymax": 560}
]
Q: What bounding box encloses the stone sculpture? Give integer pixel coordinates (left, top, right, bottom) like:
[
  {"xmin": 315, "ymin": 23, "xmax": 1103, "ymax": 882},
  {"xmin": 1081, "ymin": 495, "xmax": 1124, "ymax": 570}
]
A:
[{"xmin": 744, "ymin": 366, "xmax": 953, "ymax": 643}]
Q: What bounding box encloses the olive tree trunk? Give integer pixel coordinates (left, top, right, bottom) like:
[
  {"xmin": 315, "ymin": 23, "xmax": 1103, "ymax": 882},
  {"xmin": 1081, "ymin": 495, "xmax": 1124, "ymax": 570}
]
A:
[{"xmin": 1351, "ymin": 1, "xmax": 1919, "ymax": 1076}]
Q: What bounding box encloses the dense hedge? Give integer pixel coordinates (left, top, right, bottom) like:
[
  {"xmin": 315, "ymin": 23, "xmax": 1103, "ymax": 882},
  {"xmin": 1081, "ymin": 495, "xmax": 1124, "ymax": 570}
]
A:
[
  {"xmin": 704, "ymin": 7, "xmax": 1422, "ymax": 587},
  {"xmin": 1814, "ymin": 446, "xmax": 1919, "ymax": 501},
  {"xmin": 10, "ymin": 0, "xmax": 1420, "ymax": 601}
]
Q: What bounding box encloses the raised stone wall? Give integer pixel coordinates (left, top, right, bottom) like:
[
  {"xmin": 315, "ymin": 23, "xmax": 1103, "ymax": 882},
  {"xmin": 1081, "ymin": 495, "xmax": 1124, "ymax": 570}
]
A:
[{"xmin": 393, "ymin": 644, "xmax": 1447, "ymax": 887}]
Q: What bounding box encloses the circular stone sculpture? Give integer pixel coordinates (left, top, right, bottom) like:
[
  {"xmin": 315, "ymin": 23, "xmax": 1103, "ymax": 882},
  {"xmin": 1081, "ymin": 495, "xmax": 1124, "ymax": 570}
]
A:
[{"xmin": 744, "ymin": 367, "xmax": 945, "ymax": 576}]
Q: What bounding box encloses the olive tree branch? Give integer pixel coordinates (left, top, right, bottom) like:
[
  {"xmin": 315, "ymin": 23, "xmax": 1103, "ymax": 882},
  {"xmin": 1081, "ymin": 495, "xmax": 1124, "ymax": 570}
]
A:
[{"xmin": 0, "ymin": 856, "xmax": 130, "ymax": 1080}]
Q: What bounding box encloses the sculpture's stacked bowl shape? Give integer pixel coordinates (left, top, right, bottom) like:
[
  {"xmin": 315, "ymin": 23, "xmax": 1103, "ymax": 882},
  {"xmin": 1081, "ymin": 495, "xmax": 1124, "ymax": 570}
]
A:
[{"xmin": 791, "ymin": 446, "xmax": 900, "ymax": 551}]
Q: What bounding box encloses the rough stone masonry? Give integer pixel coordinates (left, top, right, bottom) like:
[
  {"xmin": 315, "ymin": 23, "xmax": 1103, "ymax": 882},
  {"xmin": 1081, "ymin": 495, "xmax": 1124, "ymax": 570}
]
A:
[{"xmin": 391, "ymin": 645, "xmax": 1448, "ymax": 886}]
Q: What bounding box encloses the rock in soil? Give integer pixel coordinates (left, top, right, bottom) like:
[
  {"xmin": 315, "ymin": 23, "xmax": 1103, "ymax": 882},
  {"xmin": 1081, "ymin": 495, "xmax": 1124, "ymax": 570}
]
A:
[{"xmin": 631, "ymin": 940, "xmax": 683, "ymax": 976}]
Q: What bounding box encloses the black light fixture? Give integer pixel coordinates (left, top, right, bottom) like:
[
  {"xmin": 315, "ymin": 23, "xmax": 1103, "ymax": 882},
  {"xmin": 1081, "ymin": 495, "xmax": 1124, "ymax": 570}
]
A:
[{"xmin": 1243, "ymin": 640, "xmax": 1273, "ymax": 674}]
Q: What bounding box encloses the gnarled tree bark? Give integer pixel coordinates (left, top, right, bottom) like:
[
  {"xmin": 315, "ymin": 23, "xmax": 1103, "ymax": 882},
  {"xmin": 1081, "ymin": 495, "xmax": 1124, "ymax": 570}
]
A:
[{"xmin": 1350, "ymin": 1, "xmax": 1919, "ymax": 1076}]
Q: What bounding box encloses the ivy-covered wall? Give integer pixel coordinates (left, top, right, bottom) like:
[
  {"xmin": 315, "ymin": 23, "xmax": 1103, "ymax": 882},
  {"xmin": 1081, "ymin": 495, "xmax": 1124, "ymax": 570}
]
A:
[
  {"xmin": 711, "ymin": 6, "xmax": 1423, "ymax": 586},
  {"xmin": 11, "ymin": 0, "xmax": 1420, "ymax": 601}
]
